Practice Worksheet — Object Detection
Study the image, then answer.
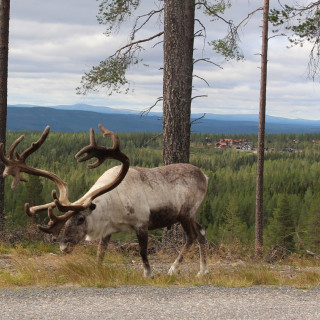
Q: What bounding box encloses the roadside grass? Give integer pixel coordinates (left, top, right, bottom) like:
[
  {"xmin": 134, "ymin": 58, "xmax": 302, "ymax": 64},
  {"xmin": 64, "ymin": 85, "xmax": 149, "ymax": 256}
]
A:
[{"xmin": 0, "ymin": 241, "xmax": 320, "ymax": 288}]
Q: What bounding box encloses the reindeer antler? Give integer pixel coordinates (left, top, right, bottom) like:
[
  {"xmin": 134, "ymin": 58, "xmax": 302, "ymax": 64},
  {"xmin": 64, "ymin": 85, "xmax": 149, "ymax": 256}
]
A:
[
  {"xmin": 1, "ymin": 125, "xmax": 130, "ymax": 236},
  {"xmin": 75, "ymin": 124, "xmax": 121, "ymax": 168},
  {"xmin": 0, "ymin": 126, "xmax": 72, "ymax": 217},
  {"xmin": 39, "ymin": 124, "xmax": 130, "ymax": 234}
]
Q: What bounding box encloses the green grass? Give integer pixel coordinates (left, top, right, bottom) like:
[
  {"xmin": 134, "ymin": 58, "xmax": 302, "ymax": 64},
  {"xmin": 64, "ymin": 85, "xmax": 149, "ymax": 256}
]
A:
[{"xmin": 0, "ymin": 241, "xmax": 320, "ymax": 288}]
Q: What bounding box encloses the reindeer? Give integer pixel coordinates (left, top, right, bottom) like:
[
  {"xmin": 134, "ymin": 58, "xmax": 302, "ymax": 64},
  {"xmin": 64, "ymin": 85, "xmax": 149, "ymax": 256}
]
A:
[{"xmin": 0, "ymin": 125, "xmax": 208, "ymax": 277}]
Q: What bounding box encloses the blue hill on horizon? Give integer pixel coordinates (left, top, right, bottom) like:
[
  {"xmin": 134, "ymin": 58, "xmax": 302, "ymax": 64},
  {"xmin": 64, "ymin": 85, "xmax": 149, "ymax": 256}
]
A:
[{"xmin": 7, "ymin": 104, "xmax": 320, "ymax": 134}]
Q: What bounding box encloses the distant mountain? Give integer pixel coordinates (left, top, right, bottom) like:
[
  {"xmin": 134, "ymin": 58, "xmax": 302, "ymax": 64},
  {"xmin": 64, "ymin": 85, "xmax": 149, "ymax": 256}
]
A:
[
  {"xmin": 9, "ymin": 103, "xmax": 139, "ymax": 115},
  {"xmin": 6, "ymin": 105, "xmax": 320, "ymax": 134},
  {"xmin": 7, "ymin": 107, "xmax": 162, "ymax": 132},
  {"xmin": 193, "ymin": 113, "xmax": 320, "ymax": 125}
]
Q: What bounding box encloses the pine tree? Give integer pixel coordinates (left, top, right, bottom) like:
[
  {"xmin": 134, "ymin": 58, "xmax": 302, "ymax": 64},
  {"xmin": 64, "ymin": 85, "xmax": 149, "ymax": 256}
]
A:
[
  {"xmin": 197, "ymin": 197, "xmax": 212, "ymax": 229},
  {"xmin": 13, "ymin": 176, "xmax": 45, "ymax": 226},
  {"xmin": 300, "ymin": 197, "xmax": 320, "ymax": 254},
  {"xmin": 264, "ymin": 194, "xmax": 295, "ymax": 252},
  {"xmin": 221, "ymin": 196, "xmax": 247, "ymax": 244}
]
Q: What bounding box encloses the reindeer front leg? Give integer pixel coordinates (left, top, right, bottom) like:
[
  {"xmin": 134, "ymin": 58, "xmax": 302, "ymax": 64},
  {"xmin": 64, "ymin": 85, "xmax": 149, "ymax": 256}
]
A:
[
  {"xmin": 136, "ymin": 227, "xmax": 152, "ymax": 277},
  {"xmin": 97, "ymin": 235, "xmax": 111, "ymax": 264}
]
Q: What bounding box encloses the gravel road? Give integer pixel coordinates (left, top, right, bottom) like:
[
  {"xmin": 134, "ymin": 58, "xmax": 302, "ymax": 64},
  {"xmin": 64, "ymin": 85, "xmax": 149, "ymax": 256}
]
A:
[{"xmin": 1, "ymin": 286, "xmax": 320, "ymax": 320}]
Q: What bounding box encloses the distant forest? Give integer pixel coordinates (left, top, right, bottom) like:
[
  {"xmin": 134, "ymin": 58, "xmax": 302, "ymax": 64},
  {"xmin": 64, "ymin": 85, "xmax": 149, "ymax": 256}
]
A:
[{"xmin": 4, "ymin": 130, "xmax": 320, "ymax": 254}]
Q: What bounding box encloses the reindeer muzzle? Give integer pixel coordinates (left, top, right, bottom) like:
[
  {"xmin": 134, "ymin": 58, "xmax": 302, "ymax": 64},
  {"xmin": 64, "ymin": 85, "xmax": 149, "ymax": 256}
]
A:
[{"xmin": 60, "ymin": 242, "xmax": 74, "ymax": 254}]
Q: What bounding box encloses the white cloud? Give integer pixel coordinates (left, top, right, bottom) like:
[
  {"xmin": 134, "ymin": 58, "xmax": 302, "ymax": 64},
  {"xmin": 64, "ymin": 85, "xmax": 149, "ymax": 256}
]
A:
[{"xmin": 6, "ymin": 0, "xmax": 320, "ymax": 120}]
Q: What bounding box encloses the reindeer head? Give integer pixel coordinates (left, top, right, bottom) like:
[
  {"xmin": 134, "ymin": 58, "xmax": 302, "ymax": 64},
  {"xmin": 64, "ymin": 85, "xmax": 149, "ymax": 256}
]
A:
[{"xmin": 0, "ymin": 124, "xmax": 130, "ymax": 247}]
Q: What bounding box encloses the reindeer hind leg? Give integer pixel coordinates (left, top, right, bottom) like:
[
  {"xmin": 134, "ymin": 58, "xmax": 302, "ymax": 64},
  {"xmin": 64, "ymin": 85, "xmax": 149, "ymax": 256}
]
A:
[
  {"xmin": 136, "ymin": 227, "xmax": 152, "ymax": 277},
  {"xmin": 168, "ymin": 220, "xmax": 196, "ymax": 276},
  {"xmin": 194, "ymin": 222, "xmax": 208, "ymax": 276}
]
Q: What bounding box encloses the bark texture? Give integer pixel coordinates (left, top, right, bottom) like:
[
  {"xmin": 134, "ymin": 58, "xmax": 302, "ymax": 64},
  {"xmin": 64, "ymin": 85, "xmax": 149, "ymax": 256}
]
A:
[
  {"xmin": 163, "ymin": 0, "xmax": 195, "ymax": 165},
  {"xmin": 0, "ymin": 0, "xmax": 10, "ymax": 231},
  {"xmin": 255, "ymin": 0, "xmax": 269, "ymax": 257},
  {"xmin": 162, "ymin": 0, "xmax": 195, "ymax": 245}
]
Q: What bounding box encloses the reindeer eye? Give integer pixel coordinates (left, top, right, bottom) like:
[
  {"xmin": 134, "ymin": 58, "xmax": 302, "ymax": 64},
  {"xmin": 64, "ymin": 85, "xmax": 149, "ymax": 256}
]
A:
[{"xmin": 77, "ymin": 216, "xmax": 85, "ymax": 225}]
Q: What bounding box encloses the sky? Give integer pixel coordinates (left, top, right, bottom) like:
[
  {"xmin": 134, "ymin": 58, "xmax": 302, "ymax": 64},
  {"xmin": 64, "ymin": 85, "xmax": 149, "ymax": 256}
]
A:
[{"xmin": 7, "ymin": 0, "xmax": 320, "ymax": 120}]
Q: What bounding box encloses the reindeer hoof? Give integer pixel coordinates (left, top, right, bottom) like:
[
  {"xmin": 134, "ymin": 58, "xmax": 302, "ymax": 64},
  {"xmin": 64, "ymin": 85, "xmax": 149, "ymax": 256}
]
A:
[
  {"xmin": 143, "ymin": 269, "xmax": 153, "ymax": 278},
  {"xmin": 168, "ymin": 265, "xmax": 178, "ymax": 276},
  {"xmin": 196, "ymin": 269, "xmax": 209, "ymax": 277}
]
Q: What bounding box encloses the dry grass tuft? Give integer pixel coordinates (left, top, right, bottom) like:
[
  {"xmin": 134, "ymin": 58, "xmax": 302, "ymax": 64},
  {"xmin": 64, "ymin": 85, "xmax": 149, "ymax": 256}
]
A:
[{"xmin": 0, "ymin": 241, "xmax": 320, "ymax": 288}]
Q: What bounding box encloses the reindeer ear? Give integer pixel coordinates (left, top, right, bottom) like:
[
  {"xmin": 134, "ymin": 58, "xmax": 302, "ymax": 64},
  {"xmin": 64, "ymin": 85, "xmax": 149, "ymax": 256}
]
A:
[{"xmin": 89, "ymin": 203, "xmax": 96, "ymax": 211}]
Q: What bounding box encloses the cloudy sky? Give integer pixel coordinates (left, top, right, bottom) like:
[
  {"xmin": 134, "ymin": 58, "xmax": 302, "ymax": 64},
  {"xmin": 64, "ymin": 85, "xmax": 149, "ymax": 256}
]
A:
[{"xmin": 7, "ymin": 0, "xmax": 320, "ymax": 120}]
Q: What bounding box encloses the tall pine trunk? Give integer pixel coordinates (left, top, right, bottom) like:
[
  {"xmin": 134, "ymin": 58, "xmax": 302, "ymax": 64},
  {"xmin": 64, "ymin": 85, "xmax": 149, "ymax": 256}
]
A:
[
  {"xmin": 0, "ymin": 0, "xmax": 10, "ymax": 231},
  {"xmin": 162, "ymin": 0, "xmax": 195, "ymax": 247},
  {"xmin": 163, "ymin": 0, "xmax": 195, "ymax": 165},
  {"xmin": 255, "ymin": 0, "xmax": 269, "ymax": 257}
]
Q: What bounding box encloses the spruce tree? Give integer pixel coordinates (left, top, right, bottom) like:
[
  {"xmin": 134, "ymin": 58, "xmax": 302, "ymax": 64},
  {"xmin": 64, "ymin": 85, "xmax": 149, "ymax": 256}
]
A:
[
  {"xmin": 264, "ymin": 194, "xmax": 295, "ymax": 253},
  {"xmin": 221, "ymin": 196, "xmax": 247, "ymax": 245},
  {"xmin": 300, "ymin": 197, "xmax": 320, "ymax": 254}
]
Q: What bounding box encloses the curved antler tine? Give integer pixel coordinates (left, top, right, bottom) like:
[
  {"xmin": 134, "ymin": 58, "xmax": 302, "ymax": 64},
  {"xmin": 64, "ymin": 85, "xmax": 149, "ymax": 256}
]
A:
[
  {"xmin": 11, "ymin": 173, "xmax": 28, "ymax": 189},
  {"xmin": 47, "ymin": 205, "xmax": 74, "ymax": 222},
  {"xmin": 98, "ymin": 124, "xmax": 120, "ymax": 150},
  {"xmin": 51, "ymin": 190, "xmax": 83, "ymax": 213},
  {"xmin": 38, "ymin": 224, "xmax": 55, "ymax": 234},
  {"xmin": 25, "ymin": 200, "xmax": 56, "ymax": 217},
  {"xmin": 0, "ymin": 143, "xmax": 8, "ymax": 166},
  {"xmin": 75, "ymin": 150, "xmax": 103, "ymax": 168},
  {"xmin": 37, "ymin": 221, "xmax": 64, "ymax": 237},
  {"xmin": 54, "ymin": 198, "xmax": 86, "ymax": 213},
  {"xmin": 20, "ymin": 126, "xmax": 50, "ymax": 160},
  {"xmin": 89, "ymin": 127, "xmax": 97, "ymax": 146},
  {"xmin": 48, "ymin": 206, "xmax": 58, "ymax": 222},
  {"xmin": 7, "ymin": 135, "xmax": 25, "ymax": 160},
  {"xmin": 75, "ymin": 126, "xmax": 107, "ymax": 167},
  {"xmin": 74, "ymin": 129, "xmax": 96, "ymax": 162},
  {"xmin": 75, "ymin": 147, "xmax": 95, "ymax": 163},
  {"xmin": 86, "ymin": 159, "xmax": 104, "ymax": 169},
  {"xmin": 25, "ymin": 203, "xmax": 32, "ymax": 217},
  {"xmin": 37, "ymin": 207, "xmax": 66, "ymax": 236}
]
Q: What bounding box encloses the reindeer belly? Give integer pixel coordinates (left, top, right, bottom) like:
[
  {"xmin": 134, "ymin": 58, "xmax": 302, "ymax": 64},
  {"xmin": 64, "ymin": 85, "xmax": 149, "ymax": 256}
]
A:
[{"xmin": 148, "ymin": 206, "xmax": 180, "ymax": 230}]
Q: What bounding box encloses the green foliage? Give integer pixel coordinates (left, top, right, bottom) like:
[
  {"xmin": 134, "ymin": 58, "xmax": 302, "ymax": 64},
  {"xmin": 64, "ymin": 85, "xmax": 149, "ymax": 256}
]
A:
[
  {"xmin": 270, "ymin": 5, "xmax": 320, "ymax": 45},
  {"xmin": 77, "ymin": 0, "xmax": 143, "ymax": 96},
  {"xmin": 209, "ymin": 37, "xmax": 244, "ymax": 61},
  {"xmin": 78, "ymin": 0, "xmax": 243, "ymax": 96},
  {"xmin": 299, "ymin": 196, "xmax": 320, "ymax": 253},
  {"xmin": 269, "ymin": 3, "xmax": 320, "ymax": 78},
  {"xmin": 76, "ymin": 54, "xmax": 139, "ymax": 96},
  {"xmin": 264, "ymin": 194, "xmax": 296, "ymax": 252},
  {"xmin": 8, "ymin": 176, "xmax": 45, "ymax": 227},
  {"xmin": 3, "ymin": 130, "xmax": 320, "ymax": 255},
  {"xmin": 201, "ymin": 0, "xmax": 243, "ymax": 61},
  {"xmin": 219, "ymin": 196, "xmax": 248, "ymax": 244},
  {"xmin": 197, "ymin": 197, "xmax": 212, "ymax": 229},
  {"xmin": 96, "ymin": 0, "xmax": 140, "ymax": 35}
]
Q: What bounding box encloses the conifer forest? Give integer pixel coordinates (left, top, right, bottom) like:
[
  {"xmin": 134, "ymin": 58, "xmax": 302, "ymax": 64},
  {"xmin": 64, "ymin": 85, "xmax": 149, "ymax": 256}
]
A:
[{"xmin": 3, "ymin": 130, "xmax": 320, "ymax": 255}]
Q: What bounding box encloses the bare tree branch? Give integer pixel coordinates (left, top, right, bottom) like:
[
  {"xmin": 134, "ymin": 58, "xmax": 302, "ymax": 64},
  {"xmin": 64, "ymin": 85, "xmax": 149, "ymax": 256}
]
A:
[
  {"xmin": 191, "ymin": 113, "xmax": 206, "ymax": 125},
  {"xmin": 193, "ymin": 57, "xmax": 223, "ymax": 69},
  {"xmin": 237, "ymin": 7, "xmax": 263, "ymax": 30},
  {"xmin": 141, "ymin": 97, "xmax": 163, "ymax": 116},
  {"xmin": 132, "ymin": 9, "xmax": 164, "ymax": 39},
  {"xmin": 193, "ymin": 75, "xmax": 210, "ymax": 87},
  {"xmin": 114, "ymin": 32, "xmax": 164, "ymax": 57},
  {"xmin": 196, "ymin": 1, "xmax": 233, "ymax": 25},
  {"xmin": 268, "ymin": 33, "xmax": 286, "ymax": 40},
  {"xmin": 191, "ymin": 94, "xmax": 208, "ymax": 101},
  {"xmin": 152, "ymin": 40, "xmax": 164, "ymax": 48}
]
